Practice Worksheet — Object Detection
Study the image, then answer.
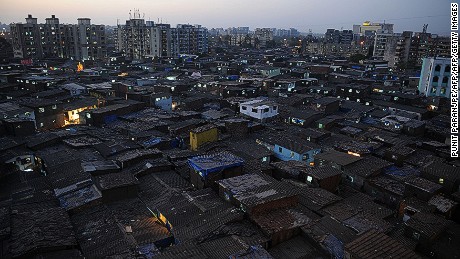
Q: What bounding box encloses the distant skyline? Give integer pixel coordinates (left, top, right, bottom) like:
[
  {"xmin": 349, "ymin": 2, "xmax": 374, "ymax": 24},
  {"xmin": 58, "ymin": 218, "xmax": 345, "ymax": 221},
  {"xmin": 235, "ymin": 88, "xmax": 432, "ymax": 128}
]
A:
[{"xmin": 3, "ymin": 0, "xmax": 452, "ymax": 35}]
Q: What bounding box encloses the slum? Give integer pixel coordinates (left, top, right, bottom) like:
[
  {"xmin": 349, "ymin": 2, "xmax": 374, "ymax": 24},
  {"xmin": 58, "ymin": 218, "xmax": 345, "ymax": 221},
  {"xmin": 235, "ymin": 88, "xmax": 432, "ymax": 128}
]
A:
[{"xmin": 0, "ymin": 50, "xmax": 459, "ymax": 259}]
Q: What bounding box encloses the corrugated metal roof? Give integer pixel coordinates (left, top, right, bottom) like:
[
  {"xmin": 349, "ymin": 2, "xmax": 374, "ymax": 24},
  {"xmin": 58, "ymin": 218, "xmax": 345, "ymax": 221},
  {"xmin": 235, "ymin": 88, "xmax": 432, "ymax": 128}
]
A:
[{"xmin": 344, "ymin": 230, "xmax": 421, "ymax": 259}]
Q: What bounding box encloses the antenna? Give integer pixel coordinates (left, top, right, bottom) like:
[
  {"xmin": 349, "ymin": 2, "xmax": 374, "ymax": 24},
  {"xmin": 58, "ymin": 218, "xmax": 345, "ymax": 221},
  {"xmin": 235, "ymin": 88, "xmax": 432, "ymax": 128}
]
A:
[{"xmin": 423, "ymin": 24, "xmax": 428, "ymax": 34}]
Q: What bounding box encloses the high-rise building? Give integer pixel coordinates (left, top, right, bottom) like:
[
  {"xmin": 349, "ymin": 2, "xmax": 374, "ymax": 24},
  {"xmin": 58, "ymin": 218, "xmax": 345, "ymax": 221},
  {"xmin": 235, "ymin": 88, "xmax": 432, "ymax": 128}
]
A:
[
  {"xmin": 10, "ymin": 15, "xmax": 41, "ymax": 59},
  {"xmin": 373, "ymin": 33, "xmax": 393, "ymax": 59},
  {"xmin": 325, "ymin": 29, "xmax": 341, "ymax": 44},
  {"xmin": 353, "ymin": 21, "xmax": 393, "ymax": 36},
  {"xmin": 418, "ymin": 57, "xmax": 451, "ymax": 98},
  {"xmin": 325, "ymin": 29, "xmax": 353, "ymax": 44},
  {"xmin": 73, "ymin": 18, "xmax": 107, "ymax": 61},
  {"xmin": 383, "ymin": 31, "xmax": 412, "ymax": 68},
  {"xmin": 116, "ymin": 16, "xmax": 208, "ymax": 59},
  {"xmin": 254, "ymin": 28, "xmax": 273, "ymax": 48},
  {"xmin": 116, "ymin": 17, "xmax": 152, "ymax": 60},
  {"xmin": 173, "ymin": 24, "xmax": 208, "ymax": 55},
  {"xmin": 408, "ymin": 31, "xmax": 451, "ymax": 67},
  {"xmin": 10, "ymin": 14, "xmax": 106, "ymax": 60},
  {"xmin": 150, "ymin": 24, "xmax": 172, "ymax": 58}
]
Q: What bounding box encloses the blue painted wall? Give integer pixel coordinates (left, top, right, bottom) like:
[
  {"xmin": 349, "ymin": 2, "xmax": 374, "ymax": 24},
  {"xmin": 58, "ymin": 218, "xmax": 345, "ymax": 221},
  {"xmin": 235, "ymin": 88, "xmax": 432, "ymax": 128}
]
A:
[{"xmin": 273, "ymin": 144, "xmax": 320, "ymax": 163}]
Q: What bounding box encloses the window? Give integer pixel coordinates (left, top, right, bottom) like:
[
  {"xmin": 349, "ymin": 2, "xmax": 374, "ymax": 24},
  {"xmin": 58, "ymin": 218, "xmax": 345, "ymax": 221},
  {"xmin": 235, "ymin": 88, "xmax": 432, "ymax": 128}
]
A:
[
  {"xmin": 431, "ymin": 87, "xmax": 437, "ymax": 93},
  {"xmin": 252, "ymin": 108, "xmax": 258, "ymax": 113},
  {"xmin": 273, "ymin": 106, "xmax": 277, "ymax": 110},
  {"xmin": 346, "ymin": 175, "xmax": 354, "ymax": 183},
  {"xmin": 38, "ymin": 107, "xmax": 45, "ymax": 113},
  {"xmin": 435, "ymin": 65, "xmax": 441, "ymax": 72},
  {"xmin": 224, "ymin": 192, "xmax": 231, "ymax": 201},
  {"xmin": 52, "ymin": 104, "xmax": 57, "ymax": 109},
  {"xmin": 412, "ymin": 232, "xmax": 420, "ymax": 240},
  {"xmin": 278, "ymin": 147, "xmax": 282, "ymax": 153},
  {"xmin": 302, "ymin": 154, "xmax": 309, "ymax": 161},
  {"xmin": 263, "ymin": 108, "xmax": 269, "ymax": 113},
  {"xmin": 440, "ymin": 88, "xmax": 446, "ymax": 95},
  {"xmin": 442, "ymin": 76, "xmax": 448, "ymax": 84},
  {"xmin": 307, "ymin": 176, "xmax": 313, "ymax": 183},
  {"xmin": 290, "ymin": 151, "xmax": 295, "ymax": 158},
  {"xmin": 439, "ymin": 178, "xmax": 444, "ymax": 184},
  {"xmin": 433, "ymin": 76, "xmax": 439, "ymax": 83},
  {"xmin": 445, "ymin": 65, "xmax": 451, "ymax": 73},
  {"xmin": 242, "ymin": 106, "xmax": 247, "ymax": 110}
]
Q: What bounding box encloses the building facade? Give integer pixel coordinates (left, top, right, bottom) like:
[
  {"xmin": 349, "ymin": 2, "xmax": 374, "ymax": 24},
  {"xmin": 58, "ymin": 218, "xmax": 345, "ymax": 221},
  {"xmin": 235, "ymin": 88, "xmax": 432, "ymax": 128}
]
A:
[
  {"xmin": 383, "ymin": 31, "xmax": 412, "ymax": 68},
  {"xmin": 116, "ymin": 18, "xmax": 208, "ymax": 60},
  {"xmin": 10, "ymin": 15, "xmax": 106, "ymax": 60},
  {"xmin": 116, "ymin": 18, "xmax": 152, "ymax": 60},
  {"xmin": 418, "ymin": 57, "xmax": 451, "ymax": 98},
  {"xmin": 254, "ymin": 28, "xmax": 274, "ymax": 49}
]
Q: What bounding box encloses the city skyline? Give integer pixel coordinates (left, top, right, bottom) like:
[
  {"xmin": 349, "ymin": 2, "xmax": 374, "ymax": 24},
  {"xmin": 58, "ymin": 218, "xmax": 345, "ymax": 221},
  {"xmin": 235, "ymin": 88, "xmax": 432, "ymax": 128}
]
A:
[{"xmin": 3, "ymin": 0, "xmax": 451, "ymax": 35}]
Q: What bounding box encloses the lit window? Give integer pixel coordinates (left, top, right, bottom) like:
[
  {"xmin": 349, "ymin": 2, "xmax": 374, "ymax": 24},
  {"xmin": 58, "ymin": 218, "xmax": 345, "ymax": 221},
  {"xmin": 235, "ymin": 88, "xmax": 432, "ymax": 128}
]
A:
[
  {"xmin": 39, "ymin": 107, "xmax": 45, "ymax": 113},
  {"xmin": 346, "ymin": 175, "xmax": 354, "ymax": 182},
  {"xmin": 52, "ymin": 104, "xmax": 57, "ymax": 109},
  {"xmin": 439, "ymin": 178, "xmax": 444, "ymax": 184},
  {"xmin": 307, "ymin": 176, "xmax": 313, "ymax": 182}
]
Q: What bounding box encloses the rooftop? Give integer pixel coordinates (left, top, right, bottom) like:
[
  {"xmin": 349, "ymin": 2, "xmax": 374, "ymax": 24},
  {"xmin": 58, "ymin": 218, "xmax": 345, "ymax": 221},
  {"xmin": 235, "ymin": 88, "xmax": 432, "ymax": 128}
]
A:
[
  {"xmin": 188, "ymin": 151, "xmax": 244, "ymax": 177},
  {"xmin": 315, "ymin": 150, "xmax": 362, "ymax": 167},
  {"xmin": 344, "ymin": 230, "xmax": 421, "ymax": 259}
]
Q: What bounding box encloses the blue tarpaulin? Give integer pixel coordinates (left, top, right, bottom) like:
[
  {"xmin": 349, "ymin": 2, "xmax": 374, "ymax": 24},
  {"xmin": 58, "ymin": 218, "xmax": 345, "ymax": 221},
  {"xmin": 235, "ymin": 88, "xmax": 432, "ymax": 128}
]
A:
[
  {"xmin": 383, "ymin": 165, "xmax": 420, "ymax": 178},
  {"xmin": 323, "ymin": 234, "xmax": 344, "ymax": 259},
  {"xmin": 188, "ymin": 151, "xmax": 244, "ymax": 179},
  {"xmin": 103, "ymin": 114, "xmax": 118, "ymax": 124},
  {"xmin": 143, "ymin": 137, "xmax": 162, "ymax": 147}
]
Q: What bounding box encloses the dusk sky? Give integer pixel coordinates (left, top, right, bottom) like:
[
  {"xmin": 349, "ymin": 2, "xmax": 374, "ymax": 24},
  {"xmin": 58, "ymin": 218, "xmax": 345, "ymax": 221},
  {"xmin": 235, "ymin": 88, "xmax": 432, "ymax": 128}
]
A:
[{"xmin": 3, "ymin": 0, "xmax": 452, "ymax": 35}]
